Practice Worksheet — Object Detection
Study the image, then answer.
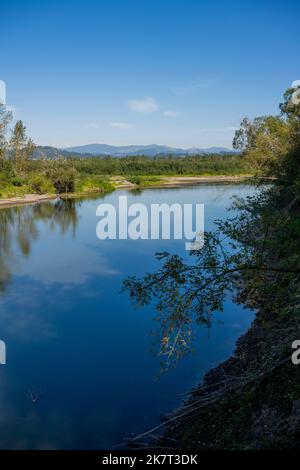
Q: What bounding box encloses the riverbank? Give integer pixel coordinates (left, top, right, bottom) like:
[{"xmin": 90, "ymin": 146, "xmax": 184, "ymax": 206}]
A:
[
  {"xmin": 0, "ymin": 174, "xmax": 253, "ymax": 207},
  {"xmin": 0, "ymin": 193, "xmax": 57, "ymax": 207},
  {"xmin": 127, "ymin": 295, "xmax": 300, "ymax": 449},
  {"xmin": 123, "ymin": 178, "xmax": 300, "ymax": 450},
  {"xmin": 124, "ymin": 174, "xmax": 253, "ymax": 188},
  {"xmin": 145, "ymin": 188, "xmax": 299, "ymax": 452},
  {"xmin": 156, "ymin": 298, "xmax": 300, "ymax": 450}
]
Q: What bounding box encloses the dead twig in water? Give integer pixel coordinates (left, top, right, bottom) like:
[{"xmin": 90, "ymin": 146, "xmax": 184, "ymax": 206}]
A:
[{"xmin": 26, "ymin": 388, "xmax": 42, "ymax": 404}]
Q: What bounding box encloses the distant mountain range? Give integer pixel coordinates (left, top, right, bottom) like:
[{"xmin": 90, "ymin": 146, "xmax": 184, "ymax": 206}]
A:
[
  {"xmin": 64, "ymin": 144, "xmax": 237, "ymax": 157},
  {"xmin": 33, "ymin": 144, "xmax": 238, "ymax": 159}
]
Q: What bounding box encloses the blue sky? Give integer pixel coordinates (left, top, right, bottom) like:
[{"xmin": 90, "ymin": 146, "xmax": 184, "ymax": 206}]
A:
[{"xmin": 1, "ymin": 0, "xmax": 299, "ymax": 148}]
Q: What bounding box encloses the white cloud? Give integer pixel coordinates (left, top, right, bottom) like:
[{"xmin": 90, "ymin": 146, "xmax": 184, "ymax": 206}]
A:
[
  {"xmin": 86, "ymin": 123, "xmax": 99, "ymax": 129},
  {"xmin": 128, "ymin": 97, "xmax": 158, "ymax": 113},
  {"xmin": 163, "ymin": 110, "xmax": 181, "ymax": 118},
  {"xmin": 110, "ymin": 122, "xmax": 134, "ymax": 130}
]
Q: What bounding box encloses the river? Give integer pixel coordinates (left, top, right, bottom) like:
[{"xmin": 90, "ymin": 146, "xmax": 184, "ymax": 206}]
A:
[{"xmin": 0, "ymin": 183, "xmax": 257, "ymax": 449}]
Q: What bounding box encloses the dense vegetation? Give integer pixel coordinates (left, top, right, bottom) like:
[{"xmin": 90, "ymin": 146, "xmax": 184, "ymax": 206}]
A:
[
  {"xmin": 0, "ymin": 106, "xmax": 252, "ymax": 199},
  {"xmin": 71, "ymin": 153, "xmax": 251, "ymax": 177},
  {"xmin": 124, "ymin": 85, "xmax": 300, "ymax": 448},
  {"xmin": 0, "ymin": 154, "xmax": 252, "ymax": 198}
]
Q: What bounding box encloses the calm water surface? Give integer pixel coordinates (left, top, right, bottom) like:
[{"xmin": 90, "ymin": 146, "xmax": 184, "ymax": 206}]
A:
[{"xmin": 0, "ymin": 184, "xmax": 257, "ymax": 449}]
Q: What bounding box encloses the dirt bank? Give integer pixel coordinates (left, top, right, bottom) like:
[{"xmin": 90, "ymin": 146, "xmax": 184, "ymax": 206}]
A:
[{"xmin": 0, "ymin": 194, "xmax": 57, "ymax": 208}]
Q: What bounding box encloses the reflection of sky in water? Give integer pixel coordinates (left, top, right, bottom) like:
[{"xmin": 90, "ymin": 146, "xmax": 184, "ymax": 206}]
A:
[{"xmin": 0, "ymin": 184, "xmax": 258, "ymax": 449}]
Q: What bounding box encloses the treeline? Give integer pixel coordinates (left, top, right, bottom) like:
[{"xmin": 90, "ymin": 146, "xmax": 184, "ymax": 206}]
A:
[{"xmin": 69, "ymin": 153, "xmax": 251, "ymax": 176}]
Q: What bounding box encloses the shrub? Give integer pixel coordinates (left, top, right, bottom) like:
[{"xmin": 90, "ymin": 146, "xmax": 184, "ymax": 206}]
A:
[
  {"xmin": 11, "ymin": 177, "xmax": 24, "ymax": 187},
  {"xmin": 45, "ymin": 159, "xmax": 77, "ymax": 194},
  {"xmin": 27, "ymin": 174, "xmax": 53, "ymax": 194},
  {"xmin": 51, "ymin": 168, "xmax": 76, "ymax": 194}
]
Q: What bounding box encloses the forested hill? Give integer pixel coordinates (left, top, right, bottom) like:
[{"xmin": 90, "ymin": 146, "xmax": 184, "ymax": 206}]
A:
[{"xmin": 32, "ymin": 144, "xmax": 237, "ymax": 159}]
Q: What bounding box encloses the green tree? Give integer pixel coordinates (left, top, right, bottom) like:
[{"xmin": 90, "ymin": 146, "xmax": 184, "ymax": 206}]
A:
[
  {"xmin": 0, "ymin": 103, "xmax": 12, "ymax": 161},
  {"xmin": 9, "ymin": 120, "xmax": 35, "ymax": 171},
  {"xmin": 45, "ymin": 158, "xmax": 77, "ymax": 194},
  {"xmin": 233, "ymin": 84, "xmax": 300, "ymax": 181},
  {"xmin": 233, "ymin": 115, "xmax": 291, "ymax": 175}
]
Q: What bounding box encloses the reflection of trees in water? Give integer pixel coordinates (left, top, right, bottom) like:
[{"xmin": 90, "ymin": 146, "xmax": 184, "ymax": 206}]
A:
[
  {"xmin": 0, "ymin": 199, "xmax": 78, "ymax": 291},
  {"xmin": 33, "ymin": 198, "xmax": 78, "ymax": 236}
]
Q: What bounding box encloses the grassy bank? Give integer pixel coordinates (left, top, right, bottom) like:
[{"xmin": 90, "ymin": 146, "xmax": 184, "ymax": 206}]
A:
[
  {"xmin": 0, "ymin": 175, "xmax": 254, "ymax": 207},
  {"xmin": 0, "ymin": 162, "xmax": 115, "ymax": 198}
]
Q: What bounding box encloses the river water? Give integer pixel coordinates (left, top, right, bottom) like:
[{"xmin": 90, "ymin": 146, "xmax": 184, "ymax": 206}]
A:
[{"xmin": 0, "ymin": 184, "xmax": 257, "ymax": 449}]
